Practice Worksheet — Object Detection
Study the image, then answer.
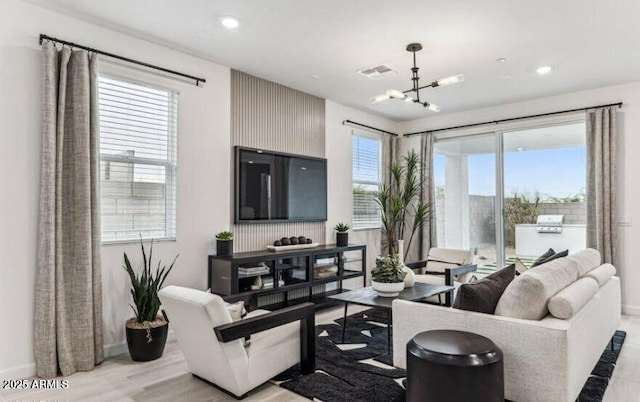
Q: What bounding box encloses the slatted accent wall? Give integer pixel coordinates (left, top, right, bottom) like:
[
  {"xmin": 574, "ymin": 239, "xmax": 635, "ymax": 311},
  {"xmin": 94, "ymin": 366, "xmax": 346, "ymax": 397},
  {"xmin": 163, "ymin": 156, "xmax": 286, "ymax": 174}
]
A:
[{"xmin": 231, "ymin": 70, "xmax": 326, "ymax": 252}]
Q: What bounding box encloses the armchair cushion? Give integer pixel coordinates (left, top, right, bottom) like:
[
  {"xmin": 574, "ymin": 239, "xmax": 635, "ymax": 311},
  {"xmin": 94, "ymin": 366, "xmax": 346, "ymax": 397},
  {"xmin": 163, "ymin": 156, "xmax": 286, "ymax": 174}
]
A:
[{"xmin": 453, "ymin": 264, "xmax": 516, "ymax": 314}]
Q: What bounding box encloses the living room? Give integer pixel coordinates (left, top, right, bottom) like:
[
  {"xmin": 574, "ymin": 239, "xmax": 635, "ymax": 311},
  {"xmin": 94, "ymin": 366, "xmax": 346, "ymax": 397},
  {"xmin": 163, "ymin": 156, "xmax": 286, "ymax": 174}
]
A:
[{"xmin": 1, "ymin": 0, "xmax": 639, "ymax": 401}]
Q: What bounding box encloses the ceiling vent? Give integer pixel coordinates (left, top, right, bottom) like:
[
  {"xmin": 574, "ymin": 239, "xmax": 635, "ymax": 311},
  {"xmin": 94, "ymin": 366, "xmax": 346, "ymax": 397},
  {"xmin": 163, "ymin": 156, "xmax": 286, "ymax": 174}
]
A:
[{"xmin": 358, "ymin": 65, "xmax": 396, "ymax": 80}]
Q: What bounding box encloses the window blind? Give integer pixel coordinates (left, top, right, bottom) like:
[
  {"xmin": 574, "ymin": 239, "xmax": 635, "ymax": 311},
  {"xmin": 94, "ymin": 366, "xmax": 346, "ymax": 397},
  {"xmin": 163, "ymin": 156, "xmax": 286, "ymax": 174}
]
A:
[
  {"xmin": 352, "ymin": 134, "xmax": 381, "ymax": 229},
  {"xmin": 98, "ymin": 76, "xmax": 178, "ymax": 242}
]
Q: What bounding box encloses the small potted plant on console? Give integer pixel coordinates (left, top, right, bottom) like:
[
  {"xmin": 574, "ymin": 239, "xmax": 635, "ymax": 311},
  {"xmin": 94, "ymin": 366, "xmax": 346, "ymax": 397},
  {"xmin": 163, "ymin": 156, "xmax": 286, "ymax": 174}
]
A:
[
  {"xmin": 335, "ymin": 223, "xmax": 350, "ymax": 247},
  {"xmin": 371, "ymin": 255, "xmax": 406, "ymax": 297},
  {"xmin": 123, "ymin": 238, "xmax": 178, "ymax": 361},
  {"xmin": 216, "ymin": 230, "xmax": 233, "ymax": 256}
]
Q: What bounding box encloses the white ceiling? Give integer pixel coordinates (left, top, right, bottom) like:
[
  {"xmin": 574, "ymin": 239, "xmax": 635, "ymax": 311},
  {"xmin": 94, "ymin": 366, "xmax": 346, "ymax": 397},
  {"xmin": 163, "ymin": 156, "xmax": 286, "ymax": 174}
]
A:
[{"xmin": 23, "ymin": 0, "xmax": 640, "ymax": 121}]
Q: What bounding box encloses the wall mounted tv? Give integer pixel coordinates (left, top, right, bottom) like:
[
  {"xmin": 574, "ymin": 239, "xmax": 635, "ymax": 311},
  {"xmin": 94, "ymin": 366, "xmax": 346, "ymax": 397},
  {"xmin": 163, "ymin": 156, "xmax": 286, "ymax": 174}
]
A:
[{"xmin": 235, "ymin": 147, "xmax": 328, "ymax": 223}]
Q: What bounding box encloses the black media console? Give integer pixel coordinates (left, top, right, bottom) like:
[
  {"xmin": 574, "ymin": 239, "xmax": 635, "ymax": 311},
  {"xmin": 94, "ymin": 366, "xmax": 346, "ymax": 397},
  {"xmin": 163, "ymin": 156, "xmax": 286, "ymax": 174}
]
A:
[{"xmin": 209, "ymin": 244, "xmax": 366, "ymax": 311}]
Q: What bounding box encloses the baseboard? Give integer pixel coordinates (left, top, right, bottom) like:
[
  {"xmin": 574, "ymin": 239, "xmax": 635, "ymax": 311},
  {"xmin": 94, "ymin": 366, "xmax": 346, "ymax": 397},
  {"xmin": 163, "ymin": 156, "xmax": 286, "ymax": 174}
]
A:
[
  {"xmin": 2, "ymin": 330, "xmax": 177, "ymax": 380},
  {"xmin": 622, "ymin": 304, "xmax": 640, "ymax": 316},
  {"xmin": 0, "ymin": 362, "xmax": 36, "ymax": 379}
]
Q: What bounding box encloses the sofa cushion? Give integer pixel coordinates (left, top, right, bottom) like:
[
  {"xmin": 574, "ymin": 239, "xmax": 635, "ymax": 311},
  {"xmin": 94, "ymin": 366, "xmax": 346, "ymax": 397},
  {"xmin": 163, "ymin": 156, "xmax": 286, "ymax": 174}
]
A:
[
  {"xmin": 495, "ymin": 257, "xmax": 579, "ymax": 320},
  {"xmin": 453, "ymin": 264, "xmax": 516, "ymax": 314},
  {"xmin": 548, "ymin": 277, "xmax": 599, "ymax": 319},
  {"xmin": 514, "ymin": 258, "xmax": 528, "ymax": 276},
  {"xmin": 531, "ymin": 248, "xmax": 555, "ymax": 267},
  {"xmin": 584, "ymin": 263, "xmax": 616, "ymax": 286},
  {"xmin": 566, "ymin": 248, "xmax": 602, "ymax": 276}
]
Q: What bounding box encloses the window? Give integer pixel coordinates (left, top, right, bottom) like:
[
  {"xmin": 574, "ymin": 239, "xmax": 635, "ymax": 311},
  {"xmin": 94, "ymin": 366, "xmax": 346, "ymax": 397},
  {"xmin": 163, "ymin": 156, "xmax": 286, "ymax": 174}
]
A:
[
  {"xmin": 432, "ymin": 119, "xmax": 586, "ymax": 273},
  {"xmin": 98, "ymin": 76, "xmax": 178, "ymax": 242},
  {"xmin": 352, "ymin": 133, "xmax": 381, "ymax": 229}
]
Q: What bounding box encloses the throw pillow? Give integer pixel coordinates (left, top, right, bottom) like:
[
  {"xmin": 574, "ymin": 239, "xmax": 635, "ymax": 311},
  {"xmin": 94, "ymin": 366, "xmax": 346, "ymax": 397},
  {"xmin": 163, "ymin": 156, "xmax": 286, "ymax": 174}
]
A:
[
  {"xmin": 226, "ymin": 301, "xmax": 246, "ymax": 321},
  {"xmin": 531, "ymin": 248, "xmax": 555, "ymax": 267},
  {"xmin": 514, "ymin": 258, "xmax": 529, "ymax": 276},
  {"xmin": 453, "ymin": 264, "xmax": 516, "ymax": 314},
  {"xmin": 542, "ymin": 249, "xmax": 569, "ymax": 264}
]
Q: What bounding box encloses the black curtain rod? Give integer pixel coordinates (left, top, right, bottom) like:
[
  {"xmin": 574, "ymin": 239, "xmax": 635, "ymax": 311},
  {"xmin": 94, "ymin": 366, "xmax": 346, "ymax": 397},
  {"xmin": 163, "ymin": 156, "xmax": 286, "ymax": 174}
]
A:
[
  {"xmin": 404, "ymin": 102, "xmax": 623, "ymax": 137},
  {"xmin": 39, "ymin": 34, "xmax": 206, "ymax": 86},
  {"xmin": 342, "ymin": 120, "xmax": 399, "ymax": 137}
]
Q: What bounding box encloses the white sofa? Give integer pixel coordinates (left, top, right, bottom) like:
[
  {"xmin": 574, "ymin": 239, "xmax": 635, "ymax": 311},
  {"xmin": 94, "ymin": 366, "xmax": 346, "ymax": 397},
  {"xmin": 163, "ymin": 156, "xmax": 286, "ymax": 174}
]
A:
[{"xmin": 393, "ymin": 249, "xmax": 621, "ymax": 402}]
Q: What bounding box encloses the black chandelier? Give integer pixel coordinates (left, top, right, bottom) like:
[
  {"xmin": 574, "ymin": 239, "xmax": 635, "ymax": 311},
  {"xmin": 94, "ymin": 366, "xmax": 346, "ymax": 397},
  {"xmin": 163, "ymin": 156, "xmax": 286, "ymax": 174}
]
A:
[{"xmin": 371, "ymin": 43, "xmax": 464, "ymax": 112}]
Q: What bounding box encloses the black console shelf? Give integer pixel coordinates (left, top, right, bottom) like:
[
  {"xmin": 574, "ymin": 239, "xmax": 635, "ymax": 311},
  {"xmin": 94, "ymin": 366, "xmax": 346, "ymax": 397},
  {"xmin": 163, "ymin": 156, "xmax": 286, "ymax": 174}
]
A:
[{"xmin": 209, "ymin": 244, "xmax": 366, "ymax": 311}]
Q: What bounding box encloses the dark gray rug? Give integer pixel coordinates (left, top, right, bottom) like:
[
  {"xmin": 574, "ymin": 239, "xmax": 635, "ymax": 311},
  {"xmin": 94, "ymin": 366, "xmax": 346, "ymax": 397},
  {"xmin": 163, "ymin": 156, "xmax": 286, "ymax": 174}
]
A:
[{"xmin": 273, "ymin": 308, "xmax": 626, "ymax": 402}]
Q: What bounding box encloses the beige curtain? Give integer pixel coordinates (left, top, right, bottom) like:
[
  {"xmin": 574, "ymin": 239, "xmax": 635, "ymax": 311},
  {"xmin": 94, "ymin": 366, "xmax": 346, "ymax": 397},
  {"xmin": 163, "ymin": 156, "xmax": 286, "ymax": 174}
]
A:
[
  {"xmin": 417, "ymin": 132, "xmax": 437, "ymax": 260},
  {"xmin": 586, "ymin": 107, "xmax": 618, "ymax": 265},
  {"xmin": 35, "ymin": 42, "xmax": 103, "ymax": 378}
]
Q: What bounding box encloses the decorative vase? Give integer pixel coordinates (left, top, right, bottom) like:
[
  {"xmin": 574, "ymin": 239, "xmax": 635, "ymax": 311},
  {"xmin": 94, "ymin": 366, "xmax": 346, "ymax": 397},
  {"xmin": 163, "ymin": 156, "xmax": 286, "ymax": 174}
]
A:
[
  {"xmin": 125, "ymin": 318, "xmax": 169, "ymax": 362},
  {"xmin": 216, "ymin": 239, "xmax": 233, "ymax": 256},
  {"xmin": 336, "ymin": 232, "xmax": 349, "ymax": 247},
  {"xmin": 371, "ymin": 280, "xmax": 405, "ymax": 297},
  {"xmin": 397, "ymin": 239, "xmax": 415, "ymax": 288}
]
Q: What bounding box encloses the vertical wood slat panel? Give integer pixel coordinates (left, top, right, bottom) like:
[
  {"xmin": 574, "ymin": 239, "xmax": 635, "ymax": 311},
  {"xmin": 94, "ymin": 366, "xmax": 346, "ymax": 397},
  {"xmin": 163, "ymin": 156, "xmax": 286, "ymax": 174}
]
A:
[{"xmin": 231, "ymin": 70, "xmax": 326, "ymax": 252}]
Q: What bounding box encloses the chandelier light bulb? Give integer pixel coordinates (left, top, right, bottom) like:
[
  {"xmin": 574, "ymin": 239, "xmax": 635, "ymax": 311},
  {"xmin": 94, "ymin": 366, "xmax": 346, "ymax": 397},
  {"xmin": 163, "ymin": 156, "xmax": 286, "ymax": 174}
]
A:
[
  {"xmin": 425, "ymin": 102, "xmax": 441, "ymax": 112},
  {"xmin": 435, "ymin": 74, "xmax": 465, "ymax": 87},
  {"xmin": 371, "ymin": 94, "xmax": 390, "ymax": 104},
  {"xmin": 386, "ymin": 89, "xmax": 406, "ymax": 99}
]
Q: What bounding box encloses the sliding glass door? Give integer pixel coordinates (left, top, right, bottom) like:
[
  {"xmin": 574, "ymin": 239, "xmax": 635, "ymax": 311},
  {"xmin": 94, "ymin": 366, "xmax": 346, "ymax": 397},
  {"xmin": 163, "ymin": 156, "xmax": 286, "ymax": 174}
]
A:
[
  {"xmin": 433, "ymin": 134, "xmax": 498, "ymax": 269},
  {"xmin": 432, "ymin": 120, "xmax": 586, "ymax": 273},
  {"xmin": 502, "ymin": 123, "xmax": 586, "ymax": 266}
]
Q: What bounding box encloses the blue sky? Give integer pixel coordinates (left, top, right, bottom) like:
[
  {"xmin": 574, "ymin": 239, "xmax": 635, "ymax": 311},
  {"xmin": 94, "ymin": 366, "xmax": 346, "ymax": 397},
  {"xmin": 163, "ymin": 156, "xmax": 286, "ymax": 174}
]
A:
[{"xmin": 434, "ymin": 146, "xmax": 586, "ymax": 198}]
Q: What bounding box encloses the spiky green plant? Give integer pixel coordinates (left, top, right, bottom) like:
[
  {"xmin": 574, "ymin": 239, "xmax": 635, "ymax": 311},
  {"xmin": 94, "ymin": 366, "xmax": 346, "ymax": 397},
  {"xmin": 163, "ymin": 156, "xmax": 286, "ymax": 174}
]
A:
[
  {"xmin": 123, "ymin": 238, "xmax": 178, "ymax": 323},
  {"xmin": 215, "ymin": 231, "xmax": 233, "ymax": 240},
  {"xmin": 334, "ymin": 223, "xmax": 351, "ymax": 232},
  {"xmin": 375, "ymin": 150, "xmax": 431, "ymax": 256},
  {"xmin": 371, "ymin": 255, "xmax": 406, "ymax": 283}
]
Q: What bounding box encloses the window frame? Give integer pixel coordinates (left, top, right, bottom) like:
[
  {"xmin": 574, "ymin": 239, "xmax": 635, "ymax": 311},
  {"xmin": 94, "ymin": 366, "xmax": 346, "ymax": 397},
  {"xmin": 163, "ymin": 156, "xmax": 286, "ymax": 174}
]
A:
[
  {"xmin": 351, "ymin": 131, "xmax": 383, "ymax": 230},
  {"xmin": 97, "ymin": 73, "xmax": 179, "ymax": 244}
]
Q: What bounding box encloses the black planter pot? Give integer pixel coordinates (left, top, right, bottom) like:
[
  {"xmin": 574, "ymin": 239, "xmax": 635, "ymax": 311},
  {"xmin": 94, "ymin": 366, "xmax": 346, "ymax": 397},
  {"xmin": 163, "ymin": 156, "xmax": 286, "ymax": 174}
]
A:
[
  {"xmin": 126, "ymin": 320, "xmax": 169, "ymax": 362},
  {"xmin": 217, "ymin": 239, "xmax": 233, "ymax": 256},
  {"xmin": 336, "ymin": 232, "xmax": 349, "ymax": 247}
]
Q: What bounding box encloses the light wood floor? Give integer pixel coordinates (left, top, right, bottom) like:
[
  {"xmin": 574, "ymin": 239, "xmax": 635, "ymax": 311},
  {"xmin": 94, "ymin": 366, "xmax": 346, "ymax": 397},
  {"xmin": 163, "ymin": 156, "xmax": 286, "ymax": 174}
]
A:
[{"xmin": 2, "ymin": 308, "xmax": 639, "ymax": 402}]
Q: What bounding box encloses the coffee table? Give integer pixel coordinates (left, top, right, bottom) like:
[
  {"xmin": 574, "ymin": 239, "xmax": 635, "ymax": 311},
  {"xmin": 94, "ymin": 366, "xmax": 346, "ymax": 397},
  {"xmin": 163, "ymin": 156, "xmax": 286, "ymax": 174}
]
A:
[{"xmin": 329, "ymin": 283, "xmax": 455, "ymax": 353}]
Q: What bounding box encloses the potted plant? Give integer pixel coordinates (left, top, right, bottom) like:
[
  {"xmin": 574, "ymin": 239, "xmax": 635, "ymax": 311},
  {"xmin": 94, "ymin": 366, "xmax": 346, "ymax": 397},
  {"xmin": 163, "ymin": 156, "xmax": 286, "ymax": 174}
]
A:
[
  {"xmin": 375, "ymin": 150, "xmax": 431, "ymax": 257},
  {"xmin": 371, "ymin": 255, "xmax": 406, "ymax": 297},
  {"xmin": 123, "ymin": 238, "xmax": 178, "ymax": 362},
  {"xmin": 216, "ymin": 231, "xmax": 233, "ymax": 256},
  {"xmin": 334, "ymin": 223, "xmax": 350, "ymax": 247}
]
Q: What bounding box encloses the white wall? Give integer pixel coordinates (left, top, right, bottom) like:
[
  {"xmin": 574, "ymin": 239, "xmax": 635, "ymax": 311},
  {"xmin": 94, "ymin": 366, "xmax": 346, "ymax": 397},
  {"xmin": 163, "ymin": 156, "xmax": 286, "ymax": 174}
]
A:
[
  {"xmin": 325, "ymin": 100, "xmax": 399, "ymax": 283},
  {"xmin": 0, "ymin": 0, "xmax": 231, "ymax": 378},
  {"xmin": 397, "ymin": 81, "xmax": 640, "ymax": 315}
]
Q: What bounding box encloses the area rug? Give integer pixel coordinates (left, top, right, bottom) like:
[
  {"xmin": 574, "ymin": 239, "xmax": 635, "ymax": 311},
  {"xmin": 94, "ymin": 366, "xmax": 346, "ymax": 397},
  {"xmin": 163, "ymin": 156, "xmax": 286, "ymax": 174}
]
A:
[{"xmin": 272, "ymin": 308, "xmax": 626, "ymax": 402}]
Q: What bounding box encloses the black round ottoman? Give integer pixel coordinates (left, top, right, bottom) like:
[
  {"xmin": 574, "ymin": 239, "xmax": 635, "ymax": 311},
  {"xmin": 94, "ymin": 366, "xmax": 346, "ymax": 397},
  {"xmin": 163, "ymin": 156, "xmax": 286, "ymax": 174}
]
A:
[{"xmin": 406, "ymin": 330, "xmax": 504, "ymax": 402}]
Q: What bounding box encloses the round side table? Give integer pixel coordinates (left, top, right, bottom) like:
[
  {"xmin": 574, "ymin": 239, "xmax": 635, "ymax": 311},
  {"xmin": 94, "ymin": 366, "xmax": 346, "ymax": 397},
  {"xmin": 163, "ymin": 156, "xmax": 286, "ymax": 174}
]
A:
[{"xmin": 406, "ymin": 330, "xmax": 504, "ymax": 402}]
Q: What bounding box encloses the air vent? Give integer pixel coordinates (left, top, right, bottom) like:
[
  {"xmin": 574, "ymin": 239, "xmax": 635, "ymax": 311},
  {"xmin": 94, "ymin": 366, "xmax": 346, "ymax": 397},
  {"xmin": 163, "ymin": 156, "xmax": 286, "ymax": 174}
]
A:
[{"xmin": 358, "ymin": 65, "xmax": 396, "ymax": 80}]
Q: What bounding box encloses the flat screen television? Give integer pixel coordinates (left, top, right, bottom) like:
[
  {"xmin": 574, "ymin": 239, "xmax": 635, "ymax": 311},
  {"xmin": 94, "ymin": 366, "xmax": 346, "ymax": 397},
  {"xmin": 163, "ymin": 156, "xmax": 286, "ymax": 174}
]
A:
[{"xmin": 235, "ymin": 147, "xmax": 327, "ymax": 223}]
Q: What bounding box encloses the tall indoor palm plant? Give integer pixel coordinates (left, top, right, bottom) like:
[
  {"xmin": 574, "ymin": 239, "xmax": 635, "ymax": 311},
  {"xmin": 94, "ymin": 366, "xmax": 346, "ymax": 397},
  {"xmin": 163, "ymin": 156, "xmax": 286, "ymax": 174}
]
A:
[{"xmin": 375, "ymin": 149, "xmax": 431, "ymax": 256}]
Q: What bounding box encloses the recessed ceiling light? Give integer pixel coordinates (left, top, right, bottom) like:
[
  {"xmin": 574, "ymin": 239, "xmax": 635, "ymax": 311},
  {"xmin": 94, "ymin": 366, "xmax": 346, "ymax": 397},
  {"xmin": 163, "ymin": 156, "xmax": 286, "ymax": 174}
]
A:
[
  {"xmin": 496, "ymin": 58, "xmax": 506, "ymax": 63},
  {"xmin": 309, "ymin": 74, "xmax": 320, "ymax": 79},
  {"xmin": 536, "ymin": 65, "xmax": 552, "ymax": 75},
  {"xmin": 220, "ymin": 16, "xmax": 239, "ymax": 29}
]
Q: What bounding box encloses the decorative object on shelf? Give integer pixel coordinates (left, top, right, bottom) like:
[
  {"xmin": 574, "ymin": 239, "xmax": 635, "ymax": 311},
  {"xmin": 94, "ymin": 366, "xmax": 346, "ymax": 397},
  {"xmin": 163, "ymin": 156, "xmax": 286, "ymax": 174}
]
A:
[
  {"xmin": 266, "ymin": 242, "xmax": 320, "ymax": 252},
  {"xmin": 398, "ymin": 239, "xmax": 416, "ymax": 288},
  {"xmin": 252, "ymin": 275, "xmax": 263, "ymax": 290},
  {"xmin": 290, "ymin": 236, "xmax": 299, "ymax": 245},
  {"xmin": 123, "ymin": 238, "xmax": 178, "ymax": 362},
  {"xmin": 370, "ymin": 43, "xmax": 464, "ymax": 112},
  {"xmin": 281, "ymin": 237, "xmax": 291, "ymax": 246},
  {"xmin": 371, "ymin": 255, "xmax": 406, "ymax": 297},
  {"xmin": 376, "ymin": 150, "xmax": 431, "ymax": 256},
  {"xmin": 335, "ymin": 222, "xmax": 351, "ymax": 247},
  {"xmin": 215, "ymin": 231, "xmax": 233, "ymax": 257}
]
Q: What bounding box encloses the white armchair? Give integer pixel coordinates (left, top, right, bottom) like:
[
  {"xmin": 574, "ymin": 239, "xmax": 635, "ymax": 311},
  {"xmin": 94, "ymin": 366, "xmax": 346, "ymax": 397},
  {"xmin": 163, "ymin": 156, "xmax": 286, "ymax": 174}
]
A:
[
  {"xmin": 407, "ymin": 248, "xmax": 476, "ymax": 306},
  {"xmin": 158, "ymin": 286, "xmax": 315, "ymax": 399}
]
